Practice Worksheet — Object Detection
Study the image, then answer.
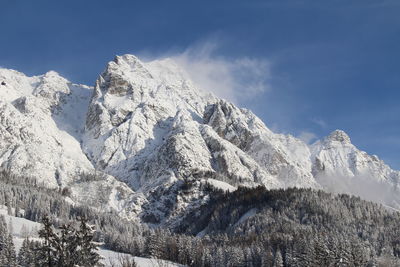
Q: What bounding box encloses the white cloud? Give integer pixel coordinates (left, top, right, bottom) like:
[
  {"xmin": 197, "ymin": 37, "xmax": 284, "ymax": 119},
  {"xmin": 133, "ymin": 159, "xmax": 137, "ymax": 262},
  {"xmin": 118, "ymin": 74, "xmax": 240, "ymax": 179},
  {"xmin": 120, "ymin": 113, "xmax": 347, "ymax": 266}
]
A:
[
  {"xmin": 317, "ymin": 172, "xmax": 400, "ymax": 207},
  {"xmin": 297, "ymin": 131, "xmax": 317, "ymax": 144},
  {"xmin": 148, "ymin": 41, "xmax": 271, "ymax": 104}
]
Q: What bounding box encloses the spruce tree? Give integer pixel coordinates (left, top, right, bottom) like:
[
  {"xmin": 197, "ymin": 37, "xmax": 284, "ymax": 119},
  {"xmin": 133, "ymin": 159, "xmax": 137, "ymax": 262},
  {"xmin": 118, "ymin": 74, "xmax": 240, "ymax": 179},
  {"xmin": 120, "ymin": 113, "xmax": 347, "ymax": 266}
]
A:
[
  {"xmin": 18, "ymin": 238, "xmax": 31, "ymax": 267},
  {"xmin": 38, "ymin": 215, "xmax": 56, "ymax": 267},
  {"xmin": 0, "ymin": 215, "xmax": 17, "ymax": 266},
  {"xmin": 273, "ymin": 249, "xmax": 284, "ymax": 267},
  {"xmin": 5, "ymin": 233, "xmax": 17, "ymax": 266},
  {"xmin": 261, "ymin": 248, "xmax": 274, "ymax": 267},
  {"xmin": 314, "ymin": 235, "xmax": 332, "ymax": 266},
  {"xmin": 76, "ymin": 216, "xmax": 102, "ymax": 266},
  {"xmin": 58, "ymin": 223, "xmax": 78, "ymax": 266},
  {"xmin": 0, "ymin": 215, "xmax": 7, "ymax": 245},
  {"xmin": 147, "ymin": 230, "xmax": 165, "ymax": 259}
]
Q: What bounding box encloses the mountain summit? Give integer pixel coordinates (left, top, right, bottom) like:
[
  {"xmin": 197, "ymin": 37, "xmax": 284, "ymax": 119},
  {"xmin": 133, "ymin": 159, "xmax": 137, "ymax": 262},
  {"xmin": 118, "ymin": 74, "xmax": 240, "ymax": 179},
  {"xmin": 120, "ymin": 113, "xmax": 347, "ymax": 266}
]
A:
[
  {"xmin": 0, "ymin": 55, "xmax": 399, "ymax": 223},
  {"xmin": 327, "ymin": 129, "xmax": 351, "ymax": 143}
]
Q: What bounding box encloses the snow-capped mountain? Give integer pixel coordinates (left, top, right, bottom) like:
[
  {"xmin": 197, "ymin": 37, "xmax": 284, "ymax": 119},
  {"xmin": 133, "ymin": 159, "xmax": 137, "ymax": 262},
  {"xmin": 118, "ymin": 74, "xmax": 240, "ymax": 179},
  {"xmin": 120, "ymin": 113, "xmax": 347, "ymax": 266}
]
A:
[
  {"xmin": 0, "ymin": 54, "xmax": 399, "ymax": 222},
  {"xmin": 83, "ymin": 54, "xmax": 320, "ymax": 192},
  {"xmin": 311, "ymin": 130, "xmax": 400, "ymax": 206},
  {"xmin": 0, "ymin": 69, "xmax": 92, "ymax": 186},
  {"xmin": 0, "ymin": 68, "xmax": 144, "ymax": 220}
]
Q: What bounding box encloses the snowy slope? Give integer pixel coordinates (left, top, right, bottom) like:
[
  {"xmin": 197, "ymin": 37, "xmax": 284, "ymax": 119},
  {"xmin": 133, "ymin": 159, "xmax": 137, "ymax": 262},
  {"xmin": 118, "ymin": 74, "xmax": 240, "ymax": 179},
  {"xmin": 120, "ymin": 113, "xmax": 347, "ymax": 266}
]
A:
[
  {"xmin": 202, "ymin": 178, "xmax": 237, "ymax": 192},
  {"xmin": 0, "ymin": 69, "xmax": 93, "ymax": 187},
  {"xmin": 0, "ymin": 208, "xmax": 41, "ymax": 236},
  {"xmin": 99, "ymin": 249, "xmax": 184, "ymax": 267},
  {"xmin": 0, "ymin": 68, "xmax": 143, "ymax": 219}
]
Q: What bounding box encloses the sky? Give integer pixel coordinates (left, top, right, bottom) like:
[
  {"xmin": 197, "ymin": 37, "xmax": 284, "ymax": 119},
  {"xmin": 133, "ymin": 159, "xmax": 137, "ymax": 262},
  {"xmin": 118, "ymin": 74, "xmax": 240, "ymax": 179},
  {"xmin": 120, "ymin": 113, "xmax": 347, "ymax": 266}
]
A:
[{"xmin": 0, "ymin": 0, "xmax": 399, "ymax": 168}]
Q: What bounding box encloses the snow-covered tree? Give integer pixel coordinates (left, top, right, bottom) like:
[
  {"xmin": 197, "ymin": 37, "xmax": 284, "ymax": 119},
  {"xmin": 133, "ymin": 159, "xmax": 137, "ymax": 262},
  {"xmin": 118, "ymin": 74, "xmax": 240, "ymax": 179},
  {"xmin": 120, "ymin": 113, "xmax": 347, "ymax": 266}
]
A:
[
  {"xmin": 273, "ymin": 249, "xmax": 284, "ymax": 267},
  {"xmin": 0, "ymin": 215, "xmax": 17, "ymax": 266},
  {"xmin": 18, "ymin": 238, "xmax": 31, "ymax": 267},
  {"xmin": 76, "ymin": 216, "xmax": 102, "ymax": 266},
  {"xmin": 37, "ymin": 215, "xmax": 57, "ymax": 266}
]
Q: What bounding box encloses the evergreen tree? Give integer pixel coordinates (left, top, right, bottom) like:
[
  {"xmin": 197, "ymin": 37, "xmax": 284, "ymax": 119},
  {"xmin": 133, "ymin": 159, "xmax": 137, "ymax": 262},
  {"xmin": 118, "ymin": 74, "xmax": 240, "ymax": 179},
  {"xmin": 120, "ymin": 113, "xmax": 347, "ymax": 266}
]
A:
[
  {"xmin": 53, "ymin": 223, "xmax": 78, "ymax": 266},
  {"xmin": 350, "ymin": 239, "xmax": 368, "ymax": 266},
  {"xmin": 227, "ymin": 246, "xmax": 244, "ymax": 266},
  {"xmin": 366, "ymin": 249, "xmax": 378, "ymax": 267},
  {"xmin": 285, "ymin": 246, "xmax": 297, "ymax": 267},
  {"xmin": 0, "ymin": 215, "xmax": 17, "ymax": 266},
  {"xmin": 261, "ymin": 248, "xmax": 274, "ymax": 267},
  {"xmin": 0, "ymin": 215, "xmax": 7, "ymax": 265},
  {"xmin": 214, "ymin": 246, "xmax": 226, "ymax": 267},
  {"xmin": 6, "ymin": 196, "xmax": 13, "ymax": 216},
  {"xmin": 4, "ymin": 233, "xmax": 17, "ymax": 266},
  {"xmin": 273, "ymin": 249, "xmax": 284, "ymax": 267},
  {"xmin": 177, "ymin": 235, "xmax": 191, "ymax": 265},
  {"xmin": 15, "ymin": 203, "xmax": 20, "ymax": 217},
  {"xmin": 294, "ymin": 237, "xmax": 316, "ymax": 266},
  {"xmin": 314, "ymin": 235, "xmax": 332, "ymax": 266},
  {"xmin": 76, "ymin": 216, "xmax": 102, "ymax": 266},
  {"xmin": 18, "ymin": 238, "xmax": 32, "ymax": 267},
  {"xmin": 37, "ymin": 215, "xmax": 56, "ymax": 267}
]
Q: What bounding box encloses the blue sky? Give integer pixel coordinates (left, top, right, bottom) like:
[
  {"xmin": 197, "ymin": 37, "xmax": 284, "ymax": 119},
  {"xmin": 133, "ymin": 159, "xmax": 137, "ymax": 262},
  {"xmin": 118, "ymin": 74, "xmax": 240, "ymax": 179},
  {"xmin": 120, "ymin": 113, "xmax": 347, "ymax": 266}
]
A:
[{"xmin": 1, "ymin": 0, "xmax": 399, "ymax": 168}]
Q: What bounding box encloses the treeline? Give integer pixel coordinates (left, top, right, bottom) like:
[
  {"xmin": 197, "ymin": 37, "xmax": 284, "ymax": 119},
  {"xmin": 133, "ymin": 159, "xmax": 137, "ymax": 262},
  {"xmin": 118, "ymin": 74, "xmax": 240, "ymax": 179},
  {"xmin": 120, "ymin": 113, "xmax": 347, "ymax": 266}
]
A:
[
  {"xmin": 0, "ymin": 171, "xmax": 150, "ymax": 262},
  {"xmin": 135, "ymin": 182, "xmax": 400, "ymax": 266},
  {"xmin": 163, "ymin": 184, "xmax": 400, "ymax": 266},
  {"xmin": 2, "ymin": 170, "xmax": 400, "ymax": 266},
  {"xmin": 0, "ymin": 170, "xmax": 149, "ymax": 248}
]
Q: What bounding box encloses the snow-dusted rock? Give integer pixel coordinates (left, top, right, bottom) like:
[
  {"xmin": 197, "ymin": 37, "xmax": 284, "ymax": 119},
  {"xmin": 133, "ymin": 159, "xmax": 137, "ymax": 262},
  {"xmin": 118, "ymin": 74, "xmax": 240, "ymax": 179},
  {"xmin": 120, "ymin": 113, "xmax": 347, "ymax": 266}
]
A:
[
  {"xmin": 0, "ymin": 68, "xmax": 93, "ymax": 187},
  {"xmin": 311, "ymin": 130, "xmax": 400, "ymax": 206},
  {"xmin": 204, "ymin": 100, "xmax": 318, "ymax": 188},
  {"xmin": 311, "ymin": 130, "xmax": 400, "ymax": 182},
  {"xmin": 0, "ymin": 67, "xmax": 141, "ymax": 218}
]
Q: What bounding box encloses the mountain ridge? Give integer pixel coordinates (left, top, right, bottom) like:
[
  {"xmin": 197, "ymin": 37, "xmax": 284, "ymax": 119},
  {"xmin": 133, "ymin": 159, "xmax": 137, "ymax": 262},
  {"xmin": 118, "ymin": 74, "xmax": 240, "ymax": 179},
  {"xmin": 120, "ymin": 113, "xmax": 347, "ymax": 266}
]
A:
[{"xmin": 0, "ymin": 55, "xmax": 399, "ymax": 223}]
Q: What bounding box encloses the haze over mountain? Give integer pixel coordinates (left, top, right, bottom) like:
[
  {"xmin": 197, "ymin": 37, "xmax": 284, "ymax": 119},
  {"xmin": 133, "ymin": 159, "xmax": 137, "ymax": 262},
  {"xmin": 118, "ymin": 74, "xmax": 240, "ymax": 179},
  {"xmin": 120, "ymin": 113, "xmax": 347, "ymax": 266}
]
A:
[{"xmin": 0, "ymin": 54, "xmax": 399, "ymax": 224}]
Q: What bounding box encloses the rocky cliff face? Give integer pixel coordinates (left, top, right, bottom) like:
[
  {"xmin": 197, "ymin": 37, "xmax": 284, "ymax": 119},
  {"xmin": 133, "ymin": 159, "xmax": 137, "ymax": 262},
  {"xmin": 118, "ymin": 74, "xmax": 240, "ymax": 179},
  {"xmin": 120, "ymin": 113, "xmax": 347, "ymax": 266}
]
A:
[
  {"xmin": 1, "ymin": 54, "xmax": 399, "ymax": 223},
  {"xmin": 204, "ymin": 100, "xmax": 317, "ymax": 188}
]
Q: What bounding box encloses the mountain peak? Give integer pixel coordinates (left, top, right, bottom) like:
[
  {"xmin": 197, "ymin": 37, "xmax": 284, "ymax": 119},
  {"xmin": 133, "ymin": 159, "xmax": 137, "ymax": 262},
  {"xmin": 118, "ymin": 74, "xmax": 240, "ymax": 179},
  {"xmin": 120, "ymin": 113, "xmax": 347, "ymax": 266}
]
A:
[
  {"xmin": 106, "ymin": 54, "xmax": 148, "ymax": 76},
  {"xmin": 326, "ymin": 130, "xmax": 351, "ymax": 144},
  {"xmin": 109, "ymin": 54, "xmax": 192, "ymax": 86},
  {"xmin": 114, "ymin": 54, "xmax": 142, "ymax": 66},
  {"xmin": 43, "ymin": 70, "xmax": 63, "ymax": 77}
]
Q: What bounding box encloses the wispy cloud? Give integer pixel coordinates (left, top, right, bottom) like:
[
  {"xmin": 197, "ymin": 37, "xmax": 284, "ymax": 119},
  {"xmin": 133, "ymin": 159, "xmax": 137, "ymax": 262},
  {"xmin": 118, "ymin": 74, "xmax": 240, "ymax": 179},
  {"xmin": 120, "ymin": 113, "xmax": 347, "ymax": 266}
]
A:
[
  {"xmin": 297, "ymin": 131, "xmax": 317, "ymax": 144},
  {"xmin": 142, "ymin": 40, "xmax": 271, "ymax": 104},
  {"xmin": 317, "ymin": 172, "xmax": 400, "ymax": 208},
  {"xmin": 172, "ymin": 41, "xmax": 271, "ymax": 103}
]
